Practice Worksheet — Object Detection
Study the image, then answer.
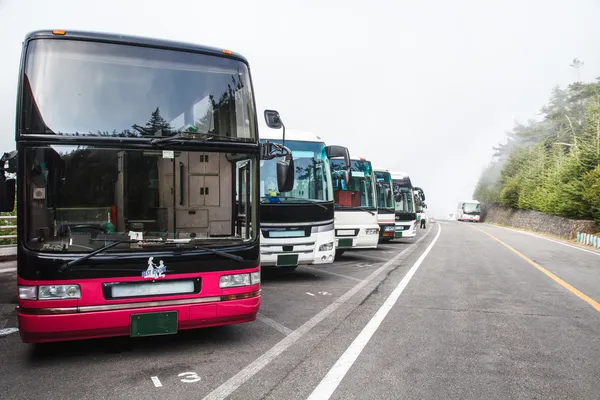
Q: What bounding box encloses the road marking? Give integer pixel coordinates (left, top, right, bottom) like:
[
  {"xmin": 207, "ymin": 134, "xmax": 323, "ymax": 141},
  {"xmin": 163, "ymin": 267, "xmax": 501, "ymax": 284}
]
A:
[
  {"xmin": 306, "ymin": 224, "xmax": 442, "ymax": 400},
  {"xmin": 179, "ymin": 372, "xmax": 202, "ymax": 383},
  {"xmin": 0, "ymin": 267, "xmax": 16, "ymax": 274},
  {"xmin": 306, "ymin": 292, "xmax": 316, "ymax": 297},
  {"xmin": 151, "ymin": 376, "xmax": 162, "ymax": 387},
  {"xmin": 0, "ymin": 328, "xmax": 19, "ymax": 337},
  {"xmin": 299, "ymin": 266, "xmax": 363, "ymax": 283},
  {"xmin": 202, "ymin": 228, "xmax": 432, "ymax": 400},
  {"xmin": 354, "ymin": 254, "xmax": 391, "ymax": 262},
  {"xmin": 483, "ymin": 224, "xmax": 600, "ymax": 257},
  {"xmin": 257, "ymin": 313, "xmax": 293, "ymax": 336},
  {"xmin": 475, "ymin": 227, "xmax": 600, "ymax": 313}
]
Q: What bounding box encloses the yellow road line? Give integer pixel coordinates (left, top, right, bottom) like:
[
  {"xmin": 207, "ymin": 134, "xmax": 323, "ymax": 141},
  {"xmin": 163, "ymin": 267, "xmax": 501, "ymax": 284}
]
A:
[{"xmin": 472, "ymin": 226, "xmax": 600, "ymax": 313}]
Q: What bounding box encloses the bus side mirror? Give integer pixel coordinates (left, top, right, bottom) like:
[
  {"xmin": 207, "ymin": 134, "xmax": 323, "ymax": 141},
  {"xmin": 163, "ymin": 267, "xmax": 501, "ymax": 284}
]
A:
[
  {"xmin": 0, "ymin": 178, "xmax": 16, "ymax": 213},
  {"xmin": 264, "ymin": 110, "xmax": 283, "ymax": 129},
  {"xmin": 276, "ymin": 157, "xmax": 294, "ymax": 193},
  {"xmin": 326, "ymin": 145, "xmax": 351, "ymax": 185}
]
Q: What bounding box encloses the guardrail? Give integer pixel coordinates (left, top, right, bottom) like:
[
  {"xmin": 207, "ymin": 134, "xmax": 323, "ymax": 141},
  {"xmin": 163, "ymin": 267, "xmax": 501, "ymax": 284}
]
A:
[
  {"xmin": 0, "ymin": 215, "xmax": 16, "ymax": 247},
  {"xmin": 576, "ymin": 232, "xmax": 600, "ymax": 249},
  {"xmin": 0, "ymin": 215, "xmax": 16, "ymax": 239}
]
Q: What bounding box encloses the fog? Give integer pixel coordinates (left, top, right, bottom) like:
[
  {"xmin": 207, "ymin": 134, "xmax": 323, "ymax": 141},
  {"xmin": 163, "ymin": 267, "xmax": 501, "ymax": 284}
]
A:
[{"xmin": 1, "ymin": 0, "xmax": 599, "ymax": 217}]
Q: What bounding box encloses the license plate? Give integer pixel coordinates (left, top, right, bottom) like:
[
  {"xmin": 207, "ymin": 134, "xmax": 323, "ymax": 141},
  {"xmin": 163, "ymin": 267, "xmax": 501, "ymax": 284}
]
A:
[
  {"xmin": 130, "ymin": 311, "xmax": 178, "ymax": 337},
  {"xmin": 112, "ymin": 280, "xmax": 195, "ymax": 298},
  {"xmin": 277, "ymin": 254, "xmax": 299, "ymax": 267},
  {"xmin": 338, "ymin": 238, "xmax": 353, "ymax": 248},
  {"xmin": 395, "ymin": 231, "xmax": 403, "ymax": 238}
]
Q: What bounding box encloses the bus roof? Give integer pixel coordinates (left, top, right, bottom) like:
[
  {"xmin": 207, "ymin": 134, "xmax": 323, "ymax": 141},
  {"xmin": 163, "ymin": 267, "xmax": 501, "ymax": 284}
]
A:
[
  {"xmin": 258, "ymin": 126, "xmax": 325, "ymax": 143},
  {"xmin": 24, "ymin": 30, "xmax": 249, "ymax": 64},
  {"xmin": 373, "ymin": 167, "xmax": 391, "ymax": 173},
  {"xmin": 463, "ymin": 200, "xmax": 480, "ymax": 204},
  {"xmin": 390, "ymin": 171, "xmax": 412, "ymax": 187}
]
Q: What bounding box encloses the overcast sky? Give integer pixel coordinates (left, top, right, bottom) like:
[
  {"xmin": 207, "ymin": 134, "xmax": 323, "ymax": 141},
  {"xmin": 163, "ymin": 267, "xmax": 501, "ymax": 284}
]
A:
[{"xmin": 1, "ymin": 0, "xmax": 599, "ymax": 217}]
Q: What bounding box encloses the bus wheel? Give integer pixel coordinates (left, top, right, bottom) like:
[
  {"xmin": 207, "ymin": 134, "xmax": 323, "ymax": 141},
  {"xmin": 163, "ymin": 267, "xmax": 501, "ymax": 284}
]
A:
[{"xmin": 334, "ymin": 249, "xmax": 345, "ymax": 260}]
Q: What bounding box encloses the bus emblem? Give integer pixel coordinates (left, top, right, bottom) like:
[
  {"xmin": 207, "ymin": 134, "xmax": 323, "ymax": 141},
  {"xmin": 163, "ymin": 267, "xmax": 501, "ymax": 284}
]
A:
[{"xmin": 142, "ymin": 256, "xmax": 167, "ymax": 279}]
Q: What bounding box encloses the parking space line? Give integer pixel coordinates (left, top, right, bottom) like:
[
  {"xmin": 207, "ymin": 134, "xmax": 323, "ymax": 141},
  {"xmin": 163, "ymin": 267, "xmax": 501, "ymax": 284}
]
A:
[
  {"xmin": 299, "ymin": 266, "xmax": 364, "ymax": 283},
  {"xmin": 151, "ymin": 376, "xmax": 163, "ymax": 388},
  {"xmin": 350, "ymin": 254, "xmax": 392, "ymax": 263},
  {"xmin": 307, "ymin": 224, "xmax": 442, "ymax": 400},
  {"xmin": 257, "ymin": 313, "xmax": 294, "ymax": 336},
  {"xmin": 202, "ymin": 228, "xmax": 433, "ymax": 400}
]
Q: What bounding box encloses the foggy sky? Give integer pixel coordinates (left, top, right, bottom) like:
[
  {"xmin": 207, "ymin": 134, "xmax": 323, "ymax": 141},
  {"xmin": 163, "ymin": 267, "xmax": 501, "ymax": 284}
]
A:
[{"xmin": 1, "ymin": 0, "xmax": 599, "ymax": 217}]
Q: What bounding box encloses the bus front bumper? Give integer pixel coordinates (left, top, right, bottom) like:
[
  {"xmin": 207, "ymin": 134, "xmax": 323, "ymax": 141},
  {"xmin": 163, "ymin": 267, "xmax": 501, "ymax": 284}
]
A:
[
  {"xmin": 394, "ymin": 223, "xmax": 417, "ymax": 238},
  {"xmin": 17, "ymin": 291, "xmax": 260, "ymax": 343},
  {"xmin": 335, "ymin": 231, "xmax": 379, "ymax": 250},
  {"xmin": 17, "ymin": 292, "xmax": 260, "ymax": 343}
]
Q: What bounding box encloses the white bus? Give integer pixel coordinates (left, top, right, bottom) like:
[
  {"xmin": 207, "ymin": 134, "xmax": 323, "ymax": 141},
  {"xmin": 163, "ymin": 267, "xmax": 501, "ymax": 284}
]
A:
[
  {"xmin": 456, "ymin": 200, "xmax": 481, "ymax": 222},
  {"xmin": 374, "ymin": 168, "xmax": 396, "ymax": 241},
  {"xmin": 259, "ymin": 126, "xmax": 350, "ymax": 269},
  {"xmin": 330, "ymin": 157, "xmax": 380, "ymax": 257},
  {"xmin": 390, "ymin": 171, "xmax": 417, "ymax": 238}
]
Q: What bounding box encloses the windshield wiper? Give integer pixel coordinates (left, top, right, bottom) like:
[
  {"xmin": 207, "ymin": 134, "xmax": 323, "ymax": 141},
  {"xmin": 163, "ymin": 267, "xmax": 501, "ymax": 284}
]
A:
[
  {"xmin": 58, "ymin": 239, "xmax": 243, "ymax": 272},
  {"xmin": 150, "ymin": 131, "xmax": 214, "ymax": 146},
  {"xmin": 58, "ymin": 239, "xmax": 137, "ymax": 272},
  {"xmin": 176, "ymin": 243, "xmax": 244, "ymax": 262},
  {"xmin": 266, "ymin": 197, "xmax": 328, "ymax": 210},
  {"xmin": 335, "ymin": 205, "xmax": 375, "ymax": 215}
]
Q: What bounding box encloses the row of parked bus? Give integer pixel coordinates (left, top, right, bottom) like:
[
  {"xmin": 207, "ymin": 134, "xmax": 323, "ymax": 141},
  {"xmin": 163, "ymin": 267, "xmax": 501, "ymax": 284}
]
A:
[
  {"xmin": 0, "ymin": 30, "xmax": 426, "ymax": 344},
  {"xmin": 259, "ymin": 121, "xmax": 427, "ymax": 269}
]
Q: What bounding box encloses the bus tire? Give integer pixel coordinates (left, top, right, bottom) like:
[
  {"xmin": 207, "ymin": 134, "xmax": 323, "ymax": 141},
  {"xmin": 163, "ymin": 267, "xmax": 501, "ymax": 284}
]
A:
[{"xmin": 335, "ymin": 249, "xmax": 345, "ymax": 260}]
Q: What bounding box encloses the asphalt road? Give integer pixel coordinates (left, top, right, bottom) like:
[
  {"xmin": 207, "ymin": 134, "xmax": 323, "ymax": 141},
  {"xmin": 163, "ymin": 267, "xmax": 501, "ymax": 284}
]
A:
[{"xmin": 0, "ymin": 221, "xmax": 598, "ymax": 400}]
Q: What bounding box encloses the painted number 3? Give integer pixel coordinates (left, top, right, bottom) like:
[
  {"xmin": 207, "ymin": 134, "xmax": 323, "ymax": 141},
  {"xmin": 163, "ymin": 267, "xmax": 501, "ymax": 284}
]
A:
[{"xmin": 178, "ymin": 372, "xmax": 201, "ymax": 383}]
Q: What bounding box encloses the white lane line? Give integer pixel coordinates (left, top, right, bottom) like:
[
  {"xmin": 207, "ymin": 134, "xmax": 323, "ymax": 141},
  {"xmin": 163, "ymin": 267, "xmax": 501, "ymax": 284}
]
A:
[
  {"xmin": 0, "ymin": 267, "xmax": 16, "ymax": 274},
  {"xmin": 484, "ymin": 224, "xmax": 600, "ymax": 257},
  {"xmin": 307, "ymin": 224, "xmax": 442, "ymax": 400},
  {"xmin": 299, "ymin": 266, "xmax": 364, "ymax": 283},
  {"xmin": 202, "ymin": 228, "xmax": 432, "ymax": 400},
  {"xmin": 0, "ymin": 328, "xmax": 19, "ymax": 337},
  {"xmin": 151, "ymin": 376, "xmax": 163, "ymax": 388},
  {"xmin": 306, "ymin": 292, "xmax": 316, "ymax": 297},
  {"xmin": 257, "ymin": 313, "xmax": 294, "ymax": 336}
]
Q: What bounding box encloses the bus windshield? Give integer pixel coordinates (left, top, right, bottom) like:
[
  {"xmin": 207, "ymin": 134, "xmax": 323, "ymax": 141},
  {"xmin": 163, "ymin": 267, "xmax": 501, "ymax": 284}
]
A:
[
  {"xmin": 463, "ymin": 202, "xmax": 481, "ymax": 214},
  {"xmin": 394, "ymin": 183, "xmax": 414, "ymax": 213},
  {"xmin": 22, "ymin": 39, "xmax": 256, "ymax": 139},
  {"xmin": 331, "ymin": 159, "xmax": 376, "ymax": 209},
  {"xmin": 375, "ymin": 171, "xmax": 394, "ymax": 210},
  {"xmin": 24, "ymin": 145, "xmax": 256, "ymax": 253},
  {"xmin": 259, "ymin": 140, "xmax": 333, "ymax": 203}
]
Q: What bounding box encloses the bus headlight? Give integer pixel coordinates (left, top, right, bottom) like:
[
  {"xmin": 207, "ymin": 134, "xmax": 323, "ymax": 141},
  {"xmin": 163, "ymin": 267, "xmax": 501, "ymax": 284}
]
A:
[
  {"xmin": 319, "ymin": 242, "xmax": 334, "ymax": 251},
  {"xmin": 18, "ymin": 286, "xmax": 37, "ymax": 300},
  {"xmin": 38, "ymin": 285, "xmax": 81, "ymax": 300},
  {"xmin": 365, "ymin": 228, "xmax": 379, "ymax": 235},
  {"xmin": 250, "ymin": 272, "xmax": 261, "ymax": 284},
  {"xmin": 220, "ymin": 273, "xmax": 251, "ymax": 288}
]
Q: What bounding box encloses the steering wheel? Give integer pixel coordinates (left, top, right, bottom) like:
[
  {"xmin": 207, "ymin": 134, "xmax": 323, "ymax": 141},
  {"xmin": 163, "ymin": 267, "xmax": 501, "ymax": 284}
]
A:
[
  {"xmin": 70, "ymin": 224, "xmax": 107, "ymax": 233},
  {"xmin": 58, "ymin": 224, "xmax": 107, "ymax": 238}
]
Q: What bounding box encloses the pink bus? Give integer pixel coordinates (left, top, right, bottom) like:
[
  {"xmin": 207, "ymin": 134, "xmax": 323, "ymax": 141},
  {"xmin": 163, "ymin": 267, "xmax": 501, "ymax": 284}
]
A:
[{"xmin": 1, "ymin": 30, "xmax": 293, "ymax": 343}]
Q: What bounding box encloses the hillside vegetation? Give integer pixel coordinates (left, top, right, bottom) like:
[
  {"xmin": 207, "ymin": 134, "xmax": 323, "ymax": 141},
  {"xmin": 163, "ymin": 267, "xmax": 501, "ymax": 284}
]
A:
[{"xmin": 474, "ymin": 72, "xmax": 600, "ymax": 225}]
